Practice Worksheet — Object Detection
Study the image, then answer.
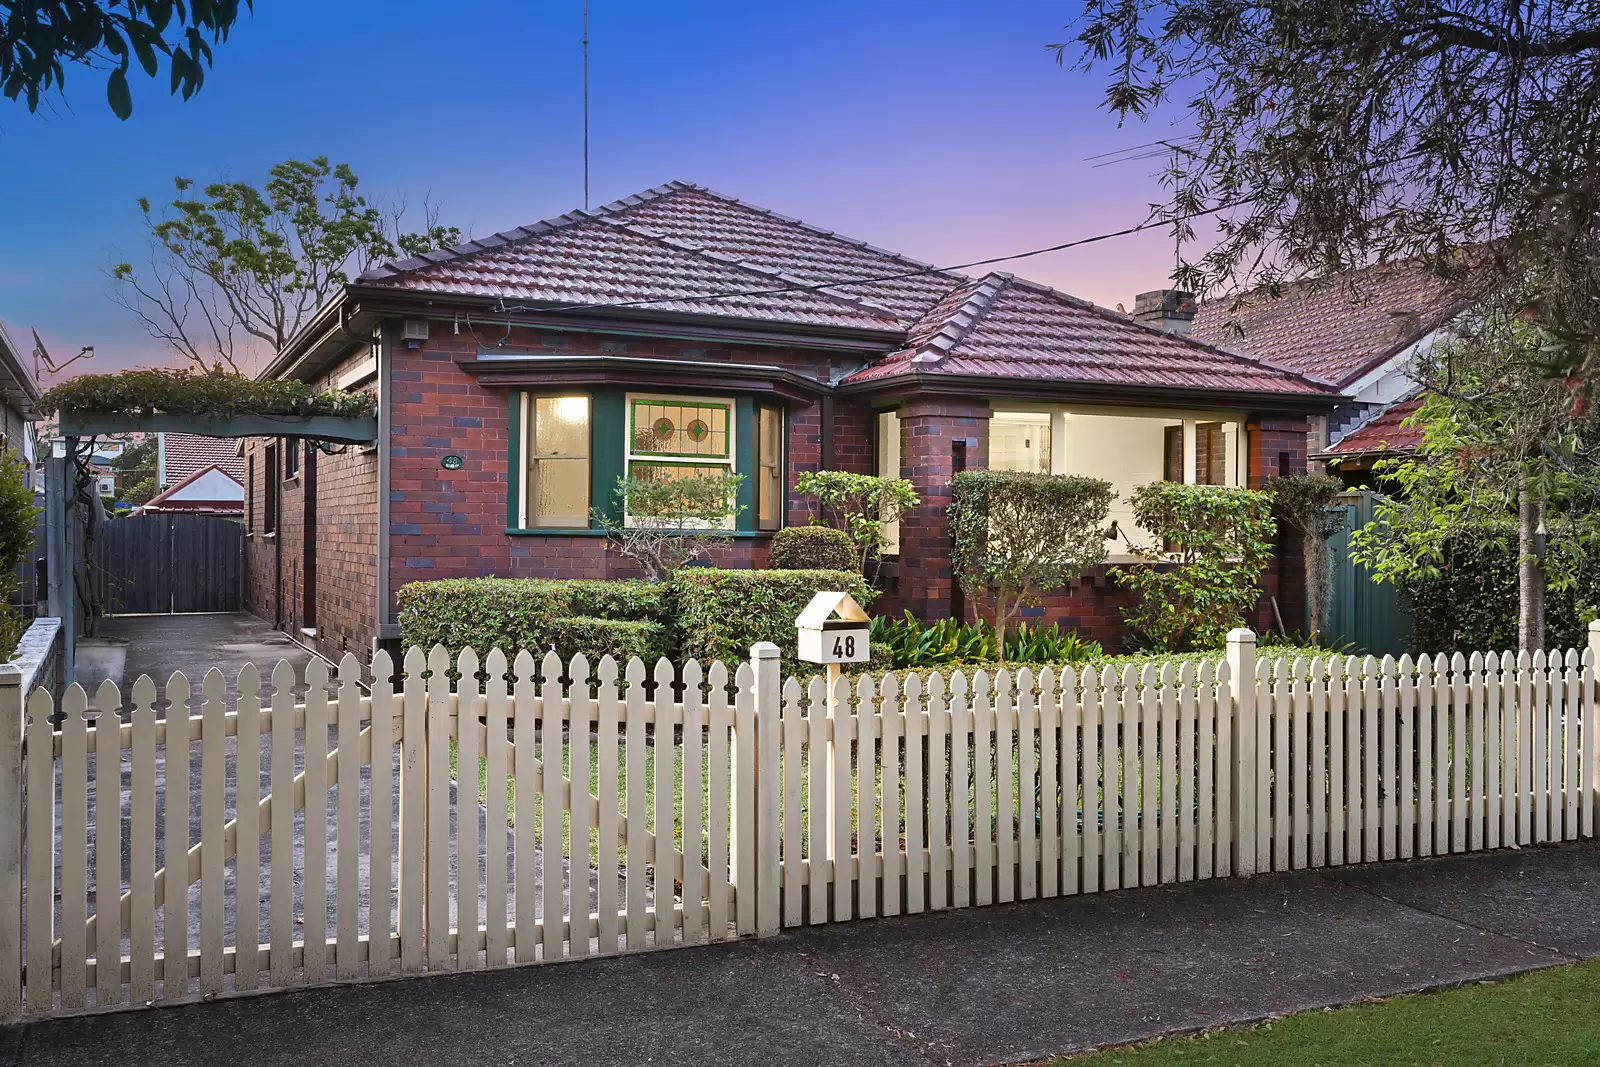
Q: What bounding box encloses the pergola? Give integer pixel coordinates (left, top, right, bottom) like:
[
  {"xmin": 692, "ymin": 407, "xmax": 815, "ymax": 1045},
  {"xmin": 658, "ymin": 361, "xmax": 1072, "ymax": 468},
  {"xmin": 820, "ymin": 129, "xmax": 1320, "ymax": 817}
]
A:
[{"xmin": 49, "ymin": 410, "xmax": 378, "ymax": 683}]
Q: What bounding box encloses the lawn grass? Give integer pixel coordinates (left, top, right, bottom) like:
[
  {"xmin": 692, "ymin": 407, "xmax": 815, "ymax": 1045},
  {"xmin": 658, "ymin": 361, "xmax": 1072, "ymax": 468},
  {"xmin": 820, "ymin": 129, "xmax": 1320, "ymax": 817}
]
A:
[{"xmin": 1059, "ymin": 959, "xmax": 1600, "ymax": 1066}]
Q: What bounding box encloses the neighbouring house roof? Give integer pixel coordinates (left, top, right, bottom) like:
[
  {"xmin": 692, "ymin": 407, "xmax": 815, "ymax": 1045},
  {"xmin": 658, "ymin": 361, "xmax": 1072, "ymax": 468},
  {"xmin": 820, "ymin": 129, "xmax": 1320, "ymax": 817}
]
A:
[
  {"xmin": 843, "ymin": 273, "xmax": 1334, "ymax": 398},
  {"xmin": 162, "ymin": 432, "xmax": 246, "ymax": 488},
  {"xmin": 0, "ymin": 320, "xmax": 41, "ymax": 419},
  {"xmin": 349, "ymin": 181, "xmax": 1338, "ymax": 405},
  {"xmin": 1321, "ymin": 396, "xmax": 1427, "ymax": 458},
  {"xmin": 1190, "ymin": 258, "xmax": 1472, "ymax": 388},
  {"xmin": 141, "ymin": 463, "xmax": 244, "ymax": 515}
]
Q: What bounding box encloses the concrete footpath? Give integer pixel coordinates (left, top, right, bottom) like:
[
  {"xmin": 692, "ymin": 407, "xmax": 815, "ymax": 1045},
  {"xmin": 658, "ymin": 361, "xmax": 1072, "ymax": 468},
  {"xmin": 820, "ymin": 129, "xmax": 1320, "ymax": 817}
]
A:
[{"xmin": 7, "ymin": 841, "xmax": 1600, "ymax": 1067}]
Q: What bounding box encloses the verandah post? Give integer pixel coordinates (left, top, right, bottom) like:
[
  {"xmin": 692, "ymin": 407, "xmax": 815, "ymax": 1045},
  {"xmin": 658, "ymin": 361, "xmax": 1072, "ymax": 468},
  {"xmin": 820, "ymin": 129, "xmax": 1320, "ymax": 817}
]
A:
[
  {"xmin": 1226, "ymin": 628, "xmax": 1258, "ymax": 876},
  {"xmin": 751, "ymin": 643, "xmax": 782, "ymax": 936},
  {"xmin": 0, "ymin": 664, "xmax": 22, "ymax": 1023}
]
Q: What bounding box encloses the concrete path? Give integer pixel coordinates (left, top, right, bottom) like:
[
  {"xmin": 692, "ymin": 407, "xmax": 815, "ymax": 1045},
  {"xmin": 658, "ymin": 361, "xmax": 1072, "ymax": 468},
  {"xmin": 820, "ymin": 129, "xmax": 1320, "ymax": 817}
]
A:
[{"xmin": 8, "ymin": 840, "xmax": 1599, "ymax": 1067}]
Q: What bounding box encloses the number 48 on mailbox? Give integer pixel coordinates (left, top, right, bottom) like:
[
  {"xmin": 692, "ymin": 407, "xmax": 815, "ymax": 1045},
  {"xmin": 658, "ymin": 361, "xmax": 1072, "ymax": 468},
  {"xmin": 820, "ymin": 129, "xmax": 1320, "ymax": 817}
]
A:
[{"xmin": 795, "ymin": 590, "xmax": 871, "ymax": 665}]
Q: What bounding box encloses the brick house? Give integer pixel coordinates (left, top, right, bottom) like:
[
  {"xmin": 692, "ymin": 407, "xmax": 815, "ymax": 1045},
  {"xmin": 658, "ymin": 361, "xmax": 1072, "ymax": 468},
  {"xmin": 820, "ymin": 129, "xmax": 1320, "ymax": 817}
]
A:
[{"xmin": 243, "ymin": 182, "xmax": 1339, "ymax": 661}]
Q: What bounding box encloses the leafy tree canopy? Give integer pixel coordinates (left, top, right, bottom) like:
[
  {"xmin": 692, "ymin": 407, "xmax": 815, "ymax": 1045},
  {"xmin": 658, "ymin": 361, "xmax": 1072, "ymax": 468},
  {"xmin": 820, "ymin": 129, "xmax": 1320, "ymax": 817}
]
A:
[
  {"xmin": 1057, "ymin": 0, "xmax": 1600, "ymax": 382},
  {"xmin": 112, "ymin": 156, "xmax": 461, "ymax": 373},
  {"xmin": 1350, "ymin": 302, "xmax": 1600, "ymax": 647},
  {"xmin": 1, "ymin": 1, "xmax": 250, "ymax": 119}
]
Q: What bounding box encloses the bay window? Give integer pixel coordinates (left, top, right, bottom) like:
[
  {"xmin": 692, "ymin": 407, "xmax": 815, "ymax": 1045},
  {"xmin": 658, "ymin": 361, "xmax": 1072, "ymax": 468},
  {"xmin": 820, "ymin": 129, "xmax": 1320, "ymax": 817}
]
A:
[{"xmin": 510, "ymin": 389, "xmax": 783, "ymax": 534}]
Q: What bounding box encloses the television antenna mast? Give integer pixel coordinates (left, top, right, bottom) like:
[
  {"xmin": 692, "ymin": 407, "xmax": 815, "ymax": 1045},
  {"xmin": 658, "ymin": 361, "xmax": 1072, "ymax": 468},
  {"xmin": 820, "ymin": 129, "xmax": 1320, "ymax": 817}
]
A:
[
  {"xmin": 1083, "ymin": 137, "xmax": 1200, "ymax": 278},
  {"xmin": 583, "ymin": 0, "xmax": 591, "ymax": 210}
]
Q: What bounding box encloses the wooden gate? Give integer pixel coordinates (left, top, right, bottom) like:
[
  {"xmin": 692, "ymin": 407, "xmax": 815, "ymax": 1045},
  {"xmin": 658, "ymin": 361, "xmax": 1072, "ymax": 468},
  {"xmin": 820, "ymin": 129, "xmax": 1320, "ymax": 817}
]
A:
[{"xmin": 95, "ymin": 514, "xmax": 242, "ymax": 614}]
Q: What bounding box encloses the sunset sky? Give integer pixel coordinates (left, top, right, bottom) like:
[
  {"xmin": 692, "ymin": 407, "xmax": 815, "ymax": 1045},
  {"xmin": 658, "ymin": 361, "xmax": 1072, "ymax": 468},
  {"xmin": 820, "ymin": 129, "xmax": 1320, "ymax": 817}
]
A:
[{"xmin": 0, "ymin": 0, "xmax": 1198, "ymax": 379}]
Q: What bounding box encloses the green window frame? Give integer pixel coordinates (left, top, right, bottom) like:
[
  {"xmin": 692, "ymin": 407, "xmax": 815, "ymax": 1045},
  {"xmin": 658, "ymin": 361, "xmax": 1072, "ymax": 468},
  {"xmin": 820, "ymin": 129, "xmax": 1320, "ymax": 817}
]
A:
[{"xmin": 506, "ymin": 387, "xmax": 782, "ymax": 536}]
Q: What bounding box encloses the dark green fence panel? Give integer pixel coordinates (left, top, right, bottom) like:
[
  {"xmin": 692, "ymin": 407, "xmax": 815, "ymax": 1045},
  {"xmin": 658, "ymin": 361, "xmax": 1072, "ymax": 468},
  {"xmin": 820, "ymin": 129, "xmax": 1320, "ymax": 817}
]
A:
[
  {"xmin": 95, "ymin": 513, "xmax": 242, "ymax": 615},
  {"xmin": 1320, "ymin": 491, "xmax": 1413, "ymax": 656}
]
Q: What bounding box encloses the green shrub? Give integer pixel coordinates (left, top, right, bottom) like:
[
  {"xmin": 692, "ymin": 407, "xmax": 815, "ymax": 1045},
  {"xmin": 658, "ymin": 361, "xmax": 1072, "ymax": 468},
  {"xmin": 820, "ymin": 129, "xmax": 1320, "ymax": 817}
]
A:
[
  {"xmin": 396, "ymin": 578, "xmax": 671, "ymax": 661},
  {"xmin": 1391, "ymin": 523, "xmax": 1596, "ymax": 653},
  {"xmin": 543, "ymin": 617, "xmax": 674, "ymax": 664},
  {"xmin": 869, "ymin": 612, "xmax": 1103, "ymax": 669},
  {"xmin": 1113, "ymin": 483, "xmax": 1277, "ymax": 652},
  {"xmin": 0, "ymin": 450, "xmax": 39, "ymax": 658},
  {"xmin": 949, "ymin": 470, "xmax": 1114, "ymax": 656},
  {"xmin": 39, "ymin": 368, "xmax": 372, "ymax": 418},
  {"xmin": 669, "ymin": 567, "xmax": 875, "ymax": 673},
  {"xmin": 794, "ymin": 470, "xmax": 920, "ymax": 571},
  {"xmin": 767, "ymin": 526, "xmax": 858, "ymax": 572}
]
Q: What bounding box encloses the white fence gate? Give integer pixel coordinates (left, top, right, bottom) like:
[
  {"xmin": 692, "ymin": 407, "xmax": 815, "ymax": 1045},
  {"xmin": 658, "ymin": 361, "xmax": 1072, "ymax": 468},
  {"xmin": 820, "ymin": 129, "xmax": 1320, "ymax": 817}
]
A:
[{"xmin": 1, "ymin": 626, "xmax": 1596, "ymax": 1021}]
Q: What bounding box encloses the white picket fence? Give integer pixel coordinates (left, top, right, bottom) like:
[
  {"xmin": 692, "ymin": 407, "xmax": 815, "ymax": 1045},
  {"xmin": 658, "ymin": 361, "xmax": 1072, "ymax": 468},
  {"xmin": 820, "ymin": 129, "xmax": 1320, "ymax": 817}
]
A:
[{"xmin": 0, "ymin": 626, "xmax": 1595, "ymax": 1021}]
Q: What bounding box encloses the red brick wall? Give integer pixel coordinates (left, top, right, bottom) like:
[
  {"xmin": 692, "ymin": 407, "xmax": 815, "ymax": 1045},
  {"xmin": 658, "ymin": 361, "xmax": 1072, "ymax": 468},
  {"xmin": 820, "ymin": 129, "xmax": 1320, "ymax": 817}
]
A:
[
  {"xmin": 382, "ymin": 325, "xmax": 865, "ymax": 620},
  {"xmin": 241, "ymin": 311, "xmax": 1318, "ymax": 657},
  {"xmin": 243, "ymin": 348, "xmax": 379, "ymax": 661}
]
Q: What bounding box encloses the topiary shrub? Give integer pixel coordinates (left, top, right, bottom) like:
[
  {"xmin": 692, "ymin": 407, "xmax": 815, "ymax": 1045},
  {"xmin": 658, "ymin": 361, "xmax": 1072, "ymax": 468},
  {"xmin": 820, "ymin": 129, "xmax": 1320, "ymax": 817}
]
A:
[
  {"xmin": 1113, "ymin": 483, "xmax": 1277, "ymax": 651},
  {"xmin": 668, "ymin": 568, "xmax": 875, "ymax": 674},
  {"xmin": 767, "ymin": 526, "xmax": 858, "ymax": 572},
  {"xmin": 948, "ymin": 470, "xmax": 1114, "ymax": 658},
  {"xmin": 396, "ymin": 578, "xmax": 672, "ymax": 661}
]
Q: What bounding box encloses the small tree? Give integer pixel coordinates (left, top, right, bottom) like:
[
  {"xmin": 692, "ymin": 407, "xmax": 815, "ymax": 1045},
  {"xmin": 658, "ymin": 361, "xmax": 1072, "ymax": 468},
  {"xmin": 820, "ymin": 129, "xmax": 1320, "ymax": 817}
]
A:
[
  {"xmin": 1268, "ymin": 474, "xmax": 1347, "ymax": 639},
  {"xmin": 795, "ymin": 470, "xmax": 919, "ymax": 573},
  {"xmin": 1114, "ymin": 483, "xmax": 1277, "ymax": 651},
  {"xmin": 948, "ymin": 470, "xmax": 1114, "ymax": 658},
  {"xmin": 121, "ymin": 477, "xmax": 159, "ymax": 507},
  {"xmin": 595, "ymin": 472, "xmax": 745, "ymax": 581}
]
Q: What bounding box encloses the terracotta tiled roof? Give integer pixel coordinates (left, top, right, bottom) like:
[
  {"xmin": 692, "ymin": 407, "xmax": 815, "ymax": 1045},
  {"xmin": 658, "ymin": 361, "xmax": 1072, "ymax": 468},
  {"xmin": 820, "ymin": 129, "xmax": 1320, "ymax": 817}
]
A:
[
  {"xmin": 163, "ymin": 432, "xmax": 245, "ymax": 486},
  {"xmin": 358, "ymin": 181, "xmax": 1336, "ymax": 400},
  {"xmin": 1322, "ymin": 396, "xmax": 1427, "ymax": 456},
  {"xmin": 1191, "ymin": 258, "xmax": 1470, "ymax": 387},
  {"xmin": 845, "ymin": 274, "xmax": 1334, "ymax": 396}
]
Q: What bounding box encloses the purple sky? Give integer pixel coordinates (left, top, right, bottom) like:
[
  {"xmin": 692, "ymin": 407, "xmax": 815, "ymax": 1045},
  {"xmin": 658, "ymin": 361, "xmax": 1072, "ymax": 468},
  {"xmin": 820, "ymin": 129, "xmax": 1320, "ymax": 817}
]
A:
[{"xmin": 0, "ymin": 0, "xmax": 1197, "ymax": 379}]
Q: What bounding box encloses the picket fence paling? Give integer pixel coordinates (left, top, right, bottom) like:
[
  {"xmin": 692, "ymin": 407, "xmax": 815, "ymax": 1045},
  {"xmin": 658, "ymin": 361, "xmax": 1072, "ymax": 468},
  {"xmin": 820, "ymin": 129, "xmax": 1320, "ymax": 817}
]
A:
[{"xmin": 6, "ymin": 626, "xmax": 1600, "ymax": 1023}]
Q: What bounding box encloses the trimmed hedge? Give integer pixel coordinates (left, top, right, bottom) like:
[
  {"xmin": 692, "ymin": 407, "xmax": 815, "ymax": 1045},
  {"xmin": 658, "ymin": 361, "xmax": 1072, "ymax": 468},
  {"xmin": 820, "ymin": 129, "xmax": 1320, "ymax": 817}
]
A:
[
  {"xmin": 767, "ymin": 526, "xmax": 858, "ymax": 572},
  {"xmin": 395, "ymin": 578, "xmax": 671, "ymax": 661},
  {"xmin": 669, "ymin": 567, "xmax": 875, "ymax": 673},
  {"xmin": 544, "ymin": 617, "xmax": 674, "ymax": 665}
]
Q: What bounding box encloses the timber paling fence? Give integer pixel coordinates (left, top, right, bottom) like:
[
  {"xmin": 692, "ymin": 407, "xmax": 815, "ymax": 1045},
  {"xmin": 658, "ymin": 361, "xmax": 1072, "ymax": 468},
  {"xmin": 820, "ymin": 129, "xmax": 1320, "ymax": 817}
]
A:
[{"xmin": 1, "ymin": 625, "xmax": 1596, "ymax": 1020}]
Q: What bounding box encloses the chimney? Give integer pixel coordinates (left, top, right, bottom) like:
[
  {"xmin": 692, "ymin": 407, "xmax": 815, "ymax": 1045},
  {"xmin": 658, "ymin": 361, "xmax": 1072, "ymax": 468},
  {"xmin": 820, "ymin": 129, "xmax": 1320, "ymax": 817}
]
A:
[{"xmin": 1132, "ymin": 289, "xmax": 1197, "ymax": 334}]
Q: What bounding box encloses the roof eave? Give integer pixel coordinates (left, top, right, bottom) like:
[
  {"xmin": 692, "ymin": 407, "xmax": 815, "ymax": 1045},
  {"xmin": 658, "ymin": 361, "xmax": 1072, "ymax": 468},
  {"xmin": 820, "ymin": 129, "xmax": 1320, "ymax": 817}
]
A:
[{"xmin": 838, "ymin": 368, "xmax": 1343, "ymax": 414}]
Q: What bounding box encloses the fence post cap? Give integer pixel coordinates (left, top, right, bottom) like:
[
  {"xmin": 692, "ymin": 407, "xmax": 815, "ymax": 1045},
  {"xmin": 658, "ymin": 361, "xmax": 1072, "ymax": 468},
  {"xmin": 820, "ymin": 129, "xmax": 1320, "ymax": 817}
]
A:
[
  {"xmin": 1589, "ymin": 618, "xmax": 1600, "ymax": 634},
  {"xmin": 0, "ymin": 664, "xmax": 18, "ymax": 687},
  {"xmin": 1225, "ymin": 627, "xmax": 1257, "ymax": 644},
  {"xmin": 750, "ymin": 642, "xmax": 781, "ymax": 660}
]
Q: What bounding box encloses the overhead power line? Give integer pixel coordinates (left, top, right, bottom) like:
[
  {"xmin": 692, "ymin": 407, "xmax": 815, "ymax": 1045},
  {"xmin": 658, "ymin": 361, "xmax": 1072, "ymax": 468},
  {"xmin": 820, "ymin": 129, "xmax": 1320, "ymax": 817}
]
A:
[{"xmin": 504, "ymin": 194, "xmax": 1250, "ymax": 317}]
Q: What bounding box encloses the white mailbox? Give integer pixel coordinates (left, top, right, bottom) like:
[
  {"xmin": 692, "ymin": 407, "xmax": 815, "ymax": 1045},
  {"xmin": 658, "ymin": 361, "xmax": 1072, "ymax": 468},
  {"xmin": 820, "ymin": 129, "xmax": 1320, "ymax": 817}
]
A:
[{"xmin": 796, "ymin": 591, "xmax": 871, "ymax": 665}]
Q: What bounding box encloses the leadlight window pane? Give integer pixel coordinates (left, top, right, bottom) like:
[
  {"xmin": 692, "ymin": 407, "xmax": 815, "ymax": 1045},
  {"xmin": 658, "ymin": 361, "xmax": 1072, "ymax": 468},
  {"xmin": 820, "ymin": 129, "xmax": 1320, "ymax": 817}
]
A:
[{"xmin": 629, "ymin": 400, "xmax": 730, "ymax": 458}]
